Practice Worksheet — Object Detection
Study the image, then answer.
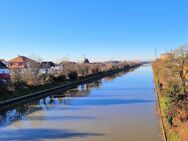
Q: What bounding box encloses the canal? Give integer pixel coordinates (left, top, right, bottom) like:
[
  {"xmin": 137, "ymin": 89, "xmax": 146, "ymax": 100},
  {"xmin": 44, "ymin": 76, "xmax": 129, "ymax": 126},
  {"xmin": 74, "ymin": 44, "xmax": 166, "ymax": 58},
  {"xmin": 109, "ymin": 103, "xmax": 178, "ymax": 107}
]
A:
[{"xmin": 0, "ymin": 65, "xmax": 162, "ymax": 141}]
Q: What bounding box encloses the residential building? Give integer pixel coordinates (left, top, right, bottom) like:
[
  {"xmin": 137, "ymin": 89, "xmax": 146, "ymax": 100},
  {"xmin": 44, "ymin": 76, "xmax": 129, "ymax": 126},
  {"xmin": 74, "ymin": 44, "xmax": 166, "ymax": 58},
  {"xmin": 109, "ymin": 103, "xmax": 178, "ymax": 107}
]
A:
[
  {"xmin": 160, "ymin": 53, "xmax": 174, "ymax": 60},
  {"xmin": 8, "ymin": 55, "xmax": 38, "ymax": 75},
  {"xmin": 40, "ymin": 61, "xmax": 56, "ymax": 74}
]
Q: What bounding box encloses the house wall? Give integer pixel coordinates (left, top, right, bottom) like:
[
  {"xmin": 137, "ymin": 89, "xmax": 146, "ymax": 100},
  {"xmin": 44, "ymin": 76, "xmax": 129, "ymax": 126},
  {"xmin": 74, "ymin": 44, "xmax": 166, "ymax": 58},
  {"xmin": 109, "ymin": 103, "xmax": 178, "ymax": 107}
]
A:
[
  {"xmin": 40, "ymin": 68, "xmax": 48, "ymax": 74},
  {"xmin": 9, "ymin": 62, "xmax": 26, "ymax": 69},
  {"xmin": 40, "ymin": 67, "xmax": 56, "ymax": 74}
]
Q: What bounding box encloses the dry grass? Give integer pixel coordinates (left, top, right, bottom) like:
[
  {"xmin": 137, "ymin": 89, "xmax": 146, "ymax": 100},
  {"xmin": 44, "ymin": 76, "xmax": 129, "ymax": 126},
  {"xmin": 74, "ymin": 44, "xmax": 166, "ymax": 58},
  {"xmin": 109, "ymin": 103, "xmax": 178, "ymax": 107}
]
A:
[{"xmin": 179, "ymin": 121, "xmax": 188, "ymax": 141}]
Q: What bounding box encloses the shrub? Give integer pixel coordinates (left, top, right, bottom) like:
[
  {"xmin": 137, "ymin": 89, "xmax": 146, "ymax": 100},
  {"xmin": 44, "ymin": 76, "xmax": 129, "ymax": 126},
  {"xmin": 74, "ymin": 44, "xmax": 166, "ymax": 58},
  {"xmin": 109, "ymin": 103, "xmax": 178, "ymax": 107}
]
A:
[
  {"xmin": 0, "ymin": 80, "xmax": 8, "ymax": 94},
  {"xmin": 68, "ymin": 71, "xmax": 78, "ymax": 80},
  {"xmin": 14, "ymin": 80, "xmax": 28, "ymax": 90},
  {"xmin": 44, "ymin": 74, "xmax": 55, "ymax": 83},
  {"xmin": 91, "ymin": 65, "xmax": 100, "ymax": 74},
  {"xmin": 54, "ymin": 74, "xmax": 66, "ymax": 81}
]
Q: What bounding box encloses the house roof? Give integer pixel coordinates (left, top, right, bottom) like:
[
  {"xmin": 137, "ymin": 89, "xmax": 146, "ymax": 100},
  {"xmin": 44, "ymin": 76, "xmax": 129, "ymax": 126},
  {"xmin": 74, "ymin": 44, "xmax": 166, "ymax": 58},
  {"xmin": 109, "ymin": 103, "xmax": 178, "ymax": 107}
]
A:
[
  {"xmin": 9, "ymin": 56, "xmax": 36, "ymax": 63},
  {"xmin": 0, "ymin": 61, "xmax": 8, "ymax": 69},
  {"xmin": 40, "ymin": 61, "xmax": 56, "ymax": 68},
  {"xmin": 84, "ymin": 58, "xmax": 90, "ymax": 64}
]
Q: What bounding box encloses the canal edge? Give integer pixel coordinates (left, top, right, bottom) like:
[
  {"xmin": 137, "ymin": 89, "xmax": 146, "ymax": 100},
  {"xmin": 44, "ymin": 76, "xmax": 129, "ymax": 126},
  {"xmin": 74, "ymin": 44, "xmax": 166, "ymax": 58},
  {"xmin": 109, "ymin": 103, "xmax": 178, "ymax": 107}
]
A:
[{"xmin": 154, "ymin": 75, "xmax": 168, "ymax": 141}]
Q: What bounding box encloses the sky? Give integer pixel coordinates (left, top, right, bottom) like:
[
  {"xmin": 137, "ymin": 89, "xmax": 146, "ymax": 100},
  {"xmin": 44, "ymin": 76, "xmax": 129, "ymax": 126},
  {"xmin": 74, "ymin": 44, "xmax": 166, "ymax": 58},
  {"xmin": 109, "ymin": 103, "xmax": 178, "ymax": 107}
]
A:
[{"xmin": 0, "ymin": 0, "xmax": 188, "ymax": 62}]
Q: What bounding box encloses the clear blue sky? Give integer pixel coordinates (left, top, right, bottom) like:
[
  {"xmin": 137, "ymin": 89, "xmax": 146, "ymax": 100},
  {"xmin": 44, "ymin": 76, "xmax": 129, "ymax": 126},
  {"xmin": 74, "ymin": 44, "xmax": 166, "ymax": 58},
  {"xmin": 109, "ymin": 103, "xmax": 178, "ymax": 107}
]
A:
[{"xmin": 0, "ymin": 0, "xmax": 188, "ymax": 62}]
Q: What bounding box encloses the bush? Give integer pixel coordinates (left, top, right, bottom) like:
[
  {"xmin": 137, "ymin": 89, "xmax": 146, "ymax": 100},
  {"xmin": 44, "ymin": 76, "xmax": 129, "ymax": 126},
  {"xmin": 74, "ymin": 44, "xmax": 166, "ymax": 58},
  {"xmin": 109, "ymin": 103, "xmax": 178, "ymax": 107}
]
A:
[
  {"xmin": 45, "ymin": 74, "xmax": 55, "ymax": 83},
  {"xmin": 91, "ymin": 65, "xmax": 100, "ymax": 74},
  {"xmin": 54, "ymin": 74, "xmax": 66, "ymax": 82},
  {"xmin": 0, "ymin": 80, "xmax": 8, "ymax": 94},
  {"xmin": 14, "ymin": 80, "xmax": 28, "ymax": 90},
  {"xmin": 68, "ymin": 71, "xmax": 78, "ymax": 80}
]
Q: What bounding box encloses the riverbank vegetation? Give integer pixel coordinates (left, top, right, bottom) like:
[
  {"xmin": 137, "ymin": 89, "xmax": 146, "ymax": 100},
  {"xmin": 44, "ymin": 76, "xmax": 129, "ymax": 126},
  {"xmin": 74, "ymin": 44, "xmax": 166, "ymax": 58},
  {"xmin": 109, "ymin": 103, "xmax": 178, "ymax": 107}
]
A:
[
  {"xmin": 153, "ymin": 45, "xmax": 188, "ymax": 141},
  {"xmin": 0, "ymin": 60, "xmax": 140, "ymax": 102}
]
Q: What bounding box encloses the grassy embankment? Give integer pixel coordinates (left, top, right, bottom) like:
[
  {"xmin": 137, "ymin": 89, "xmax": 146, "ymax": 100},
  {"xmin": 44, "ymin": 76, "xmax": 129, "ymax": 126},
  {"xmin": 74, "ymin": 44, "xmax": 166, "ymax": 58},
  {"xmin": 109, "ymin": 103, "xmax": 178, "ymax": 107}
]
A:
[{"xmin": 153, "ymin": 57, "xmax": 188, "ymax": 141}]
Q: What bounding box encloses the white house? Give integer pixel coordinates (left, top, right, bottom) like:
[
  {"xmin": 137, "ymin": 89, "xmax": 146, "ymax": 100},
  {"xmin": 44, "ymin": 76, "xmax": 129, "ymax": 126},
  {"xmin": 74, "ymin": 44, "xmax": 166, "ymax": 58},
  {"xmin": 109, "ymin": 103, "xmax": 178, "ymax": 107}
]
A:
[{"xmin": 39, "ymin": 61, "xmax": 56, "ymax": 74}]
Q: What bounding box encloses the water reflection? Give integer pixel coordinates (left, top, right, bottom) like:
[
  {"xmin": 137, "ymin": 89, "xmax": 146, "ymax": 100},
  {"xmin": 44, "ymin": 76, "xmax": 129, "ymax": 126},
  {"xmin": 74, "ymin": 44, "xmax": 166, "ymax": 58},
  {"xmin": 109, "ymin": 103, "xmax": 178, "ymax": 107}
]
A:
[{"xmin": 0, "ymin": 71, "xmax": 128, "ymax": 127}]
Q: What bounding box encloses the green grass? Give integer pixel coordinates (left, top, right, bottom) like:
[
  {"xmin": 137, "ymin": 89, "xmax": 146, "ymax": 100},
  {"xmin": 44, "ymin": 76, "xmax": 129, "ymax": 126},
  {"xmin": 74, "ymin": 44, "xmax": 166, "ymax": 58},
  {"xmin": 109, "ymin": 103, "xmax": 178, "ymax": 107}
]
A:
[
  {"xmin": 168, "ymin": 131, "xmax": 181, "ymax": 141},
  {"xmin": 156, "ymin": 85, "xmax": 182, "ymax": 141},
  {"xmin": 160, "ymin": 96, "xmax": 170, "ymax": 117}
]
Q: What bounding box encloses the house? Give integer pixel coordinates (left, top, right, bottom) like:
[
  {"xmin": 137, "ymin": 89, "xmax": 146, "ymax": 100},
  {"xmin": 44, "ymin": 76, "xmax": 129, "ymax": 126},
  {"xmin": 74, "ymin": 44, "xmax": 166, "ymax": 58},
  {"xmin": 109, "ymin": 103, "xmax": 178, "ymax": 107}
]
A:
[
  {"xmin": 0, "ymin": 61, "xmax": 10, "ymax": 81},
  {"xmin": 8, "ymin": 55, "xmax": 38, "ymax": 74},
  {"xmin": 160, "ymin": 53, "xmax": 174, "ymax": 60},
  {"xmin": 9, "ymin": 55, "xmax": 37, "ymax": 69},
  {"xmin": 40, "ymin": 61, "xmax": 56, "ymax": 74}
]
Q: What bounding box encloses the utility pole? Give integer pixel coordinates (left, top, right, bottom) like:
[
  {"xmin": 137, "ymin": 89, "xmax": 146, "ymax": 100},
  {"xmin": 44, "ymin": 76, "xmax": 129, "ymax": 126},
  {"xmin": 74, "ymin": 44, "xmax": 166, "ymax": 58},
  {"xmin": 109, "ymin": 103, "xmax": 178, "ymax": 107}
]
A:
[{"xmin": 155, "ymin": 48, "xmax": 157, "ymax": 60}]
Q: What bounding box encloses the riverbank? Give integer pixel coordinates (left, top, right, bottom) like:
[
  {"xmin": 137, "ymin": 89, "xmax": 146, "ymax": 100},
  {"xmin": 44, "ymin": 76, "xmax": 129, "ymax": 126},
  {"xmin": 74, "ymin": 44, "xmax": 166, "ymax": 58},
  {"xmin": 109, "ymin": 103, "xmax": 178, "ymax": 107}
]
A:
[
  {"xmin": 153, "ymin": 72, "xmax": 180, "ymax": 141},
  {"xmin": 154, "ymin": 75, "xmax": 168, "ymax": 141},
  {"xmin": 0, "ymin": 64, "xmax": 141, "ymax": 107},
  {"xmin": 152, "ymin": 58, "xmax": 188, "ymax": 141}
]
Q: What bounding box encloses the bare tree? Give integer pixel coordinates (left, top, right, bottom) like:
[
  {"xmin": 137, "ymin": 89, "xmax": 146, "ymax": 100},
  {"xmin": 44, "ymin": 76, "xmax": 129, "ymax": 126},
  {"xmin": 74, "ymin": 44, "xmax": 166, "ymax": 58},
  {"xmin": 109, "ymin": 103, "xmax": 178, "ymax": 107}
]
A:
[{"xmin": 171, "ymin": 44, "xmax": 188, "ymax": 93}]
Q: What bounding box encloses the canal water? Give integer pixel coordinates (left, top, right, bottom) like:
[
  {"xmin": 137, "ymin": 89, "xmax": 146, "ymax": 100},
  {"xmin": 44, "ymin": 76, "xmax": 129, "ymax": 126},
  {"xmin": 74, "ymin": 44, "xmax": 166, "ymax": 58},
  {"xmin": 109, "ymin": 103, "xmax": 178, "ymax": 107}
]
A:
[{"xmin": 0, "ymin": 65, "xmax": 162, "ymax": 141}]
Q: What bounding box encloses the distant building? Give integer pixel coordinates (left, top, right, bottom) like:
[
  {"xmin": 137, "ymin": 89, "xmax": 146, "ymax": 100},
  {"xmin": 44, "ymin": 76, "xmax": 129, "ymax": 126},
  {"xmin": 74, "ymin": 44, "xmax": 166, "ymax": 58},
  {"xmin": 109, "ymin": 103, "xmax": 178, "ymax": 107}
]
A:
[
  {"xmin": 0, "ymin": 61, "xmax": 10, "ymax": 81},
  {"xmin": 40, "ymin": 61, "xmax": 56, "ymax": 74},
  {"xmin": 105, "ymin": 61, "xmax": 121, "ymax": 66},
  {"xmin": 160, "ymin": 53, "xmax": 174, "ymax": 60}
]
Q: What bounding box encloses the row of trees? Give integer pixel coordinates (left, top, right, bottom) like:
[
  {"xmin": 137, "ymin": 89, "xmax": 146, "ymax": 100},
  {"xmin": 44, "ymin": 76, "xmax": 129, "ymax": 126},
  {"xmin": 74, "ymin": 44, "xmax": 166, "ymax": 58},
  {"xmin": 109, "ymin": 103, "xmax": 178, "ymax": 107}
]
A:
[
  {"xmin": 153, "ymin": 45, "xmax": 188, "ymax": 141},
  {"xmin": 0, "ymin": 60, "xmax": 129, "ymax": 95}
]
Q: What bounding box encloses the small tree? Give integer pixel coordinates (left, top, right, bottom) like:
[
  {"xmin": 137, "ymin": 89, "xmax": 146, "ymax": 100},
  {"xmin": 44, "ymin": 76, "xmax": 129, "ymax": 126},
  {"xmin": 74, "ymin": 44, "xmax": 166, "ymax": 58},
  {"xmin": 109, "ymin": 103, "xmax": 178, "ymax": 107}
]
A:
[
  {"xmin": 168, "ymin": 44, "xmax": 188, "ymax": 94},
  {"xmin": 28, "ymin": 55, "xmax": 43, "ymax": 86}
]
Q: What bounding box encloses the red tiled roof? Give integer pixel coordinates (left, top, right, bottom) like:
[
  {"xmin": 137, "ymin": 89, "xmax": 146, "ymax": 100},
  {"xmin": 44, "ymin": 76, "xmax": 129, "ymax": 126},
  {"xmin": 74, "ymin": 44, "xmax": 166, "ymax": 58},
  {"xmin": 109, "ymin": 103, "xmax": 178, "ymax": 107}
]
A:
[{"xmin": 9, "ymin": 56, "xmax": 35, "ymax": 63}]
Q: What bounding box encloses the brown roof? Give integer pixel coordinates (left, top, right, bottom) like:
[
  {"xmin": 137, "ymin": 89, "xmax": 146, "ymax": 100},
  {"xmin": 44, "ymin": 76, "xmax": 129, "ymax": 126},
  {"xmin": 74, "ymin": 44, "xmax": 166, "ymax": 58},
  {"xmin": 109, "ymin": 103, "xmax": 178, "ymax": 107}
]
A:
[{"xmin": 9, "ymin": 56, "xmax": 35, "ymax": 63}]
